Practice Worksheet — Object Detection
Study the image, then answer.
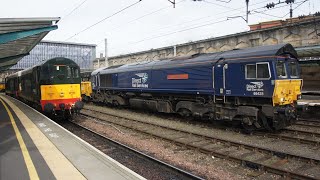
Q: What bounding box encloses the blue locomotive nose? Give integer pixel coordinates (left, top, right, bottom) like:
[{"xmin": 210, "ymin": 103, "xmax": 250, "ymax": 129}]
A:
[{"xmin": 44, "ymin": 103, "xmax": 54, "ymax": 113}]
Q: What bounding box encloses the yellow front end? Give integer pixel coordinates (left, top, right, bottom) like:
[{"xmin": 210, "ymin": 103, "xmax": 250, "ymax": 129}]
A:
[
  {"xmin": 41, "ymin": 84, "xmax": 81, "ymax": 100},
  {"xmin": 273, "ymin": 79, "xmax": 302, "ymax": 106},
  {"xmin": 40, "ymin": 84, "xmax": 82, "ymax": 111},
  {"xmin": 81, "ymin": 81, "xmax": 92, "ymax": 97},
  {"xmin": 0, "ymin": 83, "xmax": 5, "ymax": 92}
]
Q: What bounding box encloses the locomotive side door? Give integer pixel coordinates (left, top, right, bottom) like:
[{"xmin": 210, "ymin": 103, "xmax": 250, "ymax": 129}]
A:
[
  {"xmin": 94, "ymin": 73, "xmax": 100, "ymax": 91},
  {"xmin": 214, "ymin": 63, "xmax": 227, "ymax": 102}
]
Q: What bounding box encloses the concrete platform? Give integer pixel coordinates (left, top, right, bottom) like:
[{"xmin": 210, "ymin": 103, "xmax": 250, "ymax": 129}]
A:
[
  {"xmin": 0, "ymin": 94, "xmax": 145, "ymax": 180},
  {"xmin": 298, "ymin": 95, "xmax": 320, "ymax": 107}
]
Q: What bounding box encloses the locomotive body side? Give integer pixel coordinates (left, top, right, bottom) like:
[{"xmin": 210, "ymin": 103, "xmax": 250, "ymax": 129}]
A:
[{"xmin": 91, "ymin": 44, "xmax": 302, "ymax": 131}]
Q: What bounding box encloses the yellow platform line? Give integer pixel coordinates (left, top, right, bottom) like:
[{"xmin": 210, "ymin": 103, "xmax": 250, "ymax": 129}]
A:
[
  {"xmin": 0, "ymin": 95, "xmax": 85, "ymax": 180},
  {"xmin": 0, "ymin": 98, "xmax": 39, "ymax": 180}
]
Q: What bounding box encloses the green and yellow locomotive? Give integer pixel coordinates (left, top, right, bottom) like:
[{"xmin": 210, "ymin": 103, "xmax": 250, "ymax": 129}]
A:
[{"xmin": 5, "ymin": 57, "xmax": 84, "ymax": 118}]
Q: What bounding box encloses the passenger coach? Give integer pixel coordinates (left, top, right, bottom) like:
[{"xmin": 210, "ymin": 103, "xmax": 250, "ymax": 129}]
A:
[{"xmin": 91, "ymin": 44, "xmax": 302, "ymax": 131}]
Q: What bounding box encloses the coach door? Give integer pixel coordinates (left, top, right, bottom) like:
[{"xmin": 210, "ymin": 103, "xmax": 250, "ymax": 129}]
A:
[{"xmin": 214, "ymin": 63, "xmax": 227, "ymax": 103}]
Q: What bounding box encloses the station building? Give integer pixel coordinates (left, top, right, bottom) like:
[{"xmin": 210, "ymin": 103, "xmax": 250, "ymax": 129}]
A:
[{"xmin": 0, "ymin": 41, "xmax": 96, "ymax": 82}]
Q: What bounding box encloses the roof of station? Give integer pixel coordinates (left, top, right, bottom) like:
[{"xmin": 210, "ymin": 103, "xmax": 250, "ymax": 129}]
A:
[
  {"xmin": 41, "ymin": 40, "xmax": 97, "ymax": 47},
  {"xmin": 296, "ymin": 45, "xmax": 320, "ymax": 58},
  {"xmin": 0, "ymin": 17, "xmax": 60, "ymax": 72}
]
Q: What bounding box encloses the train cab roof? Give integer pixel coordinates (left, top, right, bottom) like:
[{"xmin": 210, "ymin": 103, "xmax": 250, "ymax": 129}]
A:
[
  {"xmin": 95, "ymin": 44, "xmax": 297, "ymax": 75},
  {"xmin": 37, "ymin": 57, "xmax": 78, "ymax": 66},
  {"xmin": 6, "ymin": 57, "xmax": 79, "ymax": 79}
]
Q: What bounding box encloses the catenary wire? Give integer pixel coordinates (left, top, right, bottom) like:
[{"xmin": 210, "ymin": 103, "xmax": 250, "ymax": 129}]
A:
[
  {"xmin": 281, "ymin": 0, "xmax": 309, "ymax": 18},
  {"xmin": 65, "ymin": 0, "xmax": 143, "ymax": 41},
  {"xmin": 98, "ymin": 0, "xmax": 308, "ymax": 53},
  {"xmin": 95, "ymin": 0, "xmax": 271, "ymax": 48},
  {"xmin": 59, "ymin": 0, "xmax": 89, "ymax": 23}
]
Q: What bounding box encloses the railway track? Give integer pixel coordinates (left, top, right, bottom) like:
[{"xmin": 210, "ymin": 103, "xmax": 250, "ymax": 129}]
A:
[
  {"xmin": 80, "ymin": 106, "xmax": 320, "ymax": 179},
  {"xmin": 60, "ymin": 119, "xmax": 203, "ymax": 180},
  {"xmin": 295, "ymin": 118, "xmax": 320, "ymax": 128},
  {"xmin": 260, "ymin": 119, "xmax": 320, "ymax": 146},
  {"xmin": 254, "ymin": 126, "xmax": 320, "ymax": 147}
]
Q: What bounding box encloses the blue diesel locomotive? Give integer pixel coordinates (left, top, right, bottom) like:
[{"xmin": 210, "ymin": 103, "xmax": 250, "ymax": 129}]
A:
[{"xmin": 91, "ymin": 44, "xmax": 302, "ymax": 131}]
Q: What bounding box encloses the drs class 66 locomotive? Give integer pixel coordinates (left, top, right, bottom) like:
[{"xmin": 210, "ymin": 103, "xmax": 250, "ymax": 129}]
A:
[
  {"xmin": 5, "ymin": 57, "xmax": 84, "ymax": 118},
  {"xmin": 91, "ymin": 44, "xmax": 302, "ymax": 131}
]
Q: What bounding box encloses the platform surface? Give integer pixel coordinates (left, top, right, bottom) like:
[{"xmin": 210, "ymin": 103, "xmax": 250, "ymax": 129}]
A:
[
  {"xmin": 298, "ymin": 95, "xmax": 320, "ymax": 106},
  {"xmin": 0, "ymin": 94, "xmax": 145, "ymax": 180}
]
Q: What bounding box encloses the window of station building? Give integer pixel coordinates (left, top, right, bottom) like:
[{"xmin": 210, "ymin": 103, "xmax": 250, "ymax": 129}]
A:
[
  {"xmin": 257, "ymin": 63, "xmax": 270, "ymax": 79},
  {"xmin": 288, "ymin": 61, "xmax": 298, "ymax": 78},
  {"xmin": 276, "ymin": 61, "xmax": 287, "ymax": 78},
  {"xmin": 245, "ymin": 64, "xmax": 256, "ymax": 79}
]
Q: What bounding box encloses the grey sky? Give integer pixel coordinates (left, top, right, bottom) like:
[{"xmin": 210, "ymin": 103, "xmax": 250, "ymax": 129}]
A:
[{"xmin": 1, "ymin": 0, "xmax": 319, "ymax": 57}]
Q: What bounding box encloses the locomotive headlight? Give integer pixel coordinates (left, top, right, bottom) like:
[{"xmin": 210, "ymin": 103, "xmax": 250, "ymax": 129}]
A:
[{"xmin": 280, "ymin": 97, "xmax": 285, "ymax": 102}]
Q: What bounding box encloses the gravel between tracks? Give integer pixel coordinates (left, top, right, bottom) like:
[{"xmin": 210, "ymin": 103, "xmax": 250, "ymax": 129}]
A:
[
  {"xmin": 77, "ymin": 104, "xmax": 294, "ymax": 179},
  {"xmin": 84, "ymin": 104, "xmax": 320, "ymax": 161},
  {"xmin": 75, "ymin": 116, "xmax": 251, "ymax": 179}
]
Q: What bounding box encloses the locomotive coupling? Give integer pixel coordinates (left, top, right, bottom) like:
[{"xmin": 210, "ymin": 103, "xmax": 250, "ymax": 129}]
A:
[
  {"xmin": 75, "ymin": 100, "xmax": 84, "ymax": 110},
  {"xmin": 275, "ymin": 105, "xmax": 296, "ymax": 118},
  {"xmin": 44, "ymin": 103, "xmax": 55, "ymax": 113},
  {"xmin": 59, "ymin": 103, "xmax": 66, "ymax": 111}
]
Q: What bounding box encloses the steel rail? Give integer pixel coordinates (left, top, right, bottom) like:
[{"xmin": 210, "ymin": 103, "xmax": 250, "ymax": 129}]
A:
[
  {"xmin": 81, "ymin": 107, "xmax": 319, "ymax": 179},
  {"xmin": 284, "ymin": 127, "xmax": 320, "ymax": 138},
  {"xmin": 68, "ymin": 119, "xmax": 204, "ymax": 180}
]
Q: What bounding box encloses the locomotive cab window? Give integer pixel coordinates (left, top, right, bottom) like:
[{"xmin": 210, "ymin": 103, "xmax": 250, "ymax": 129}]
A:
[
  {"xmin": 276, "ymin": 61, "xmax": 287, "ymax": 78},
  {"xmin": 53, "ymin": 65, "xmax": 79, "ymax": 78},
  {"xmin": 257, "ymin": 63, "xmax": 270, "ymax": 79},
  {"xmin": 246, "ymin": 63, "xmax": 270, "ymax": 79},
  {"xmin": 245, "ymin": 64, "xmax": 256, "ymax": 79},
  {"xmin": 288, "ymin": 61, "xmax": 298, "ymax": 78}
]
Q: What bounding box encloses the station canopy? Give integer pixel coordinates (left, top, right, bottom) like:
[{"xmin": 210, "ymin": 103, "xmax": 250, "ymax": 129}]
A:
[
  {"xmin": 0, "ymin": 17, "xmax": 60, "ymax": 72},
  {"xmin": 296, "ymin": 45, "xmax": 320, "ymax": 60}
]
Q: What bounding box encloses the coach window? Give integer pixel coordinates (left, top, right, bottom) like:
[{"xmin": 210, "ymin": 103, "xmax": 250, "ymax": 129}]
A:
[
  {"xmin": 245, "ymin": 64, "xmax": 256, "ymax": 79},
  {"xmin": 288, "ymin": 61, "xmax": 298, "ymax": 78},
  {"xmin": 257, "ymin": 63, "xmax": 270, "ymax": 79},
  {"xmin": 276, "ymin": 61, "xmax": 287, "ymax": 78}
]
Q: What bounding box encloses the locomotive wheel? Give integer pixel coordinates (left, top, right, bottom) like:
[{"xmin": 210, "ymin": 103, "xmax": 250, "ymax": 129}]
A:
[
  {"xmin": 241, "ymin": 122, "xmax": 256, "ymax": 134},
  {"xmin": 259, "ymin": 111, "xmax": 274, "ymax": 132},
  {"xmin": 112, "ymin": 100, "xmax": 119, "ymax": 107},
  {"xmin": 241, "ymin": 116, "xmax": 257, "ymax": 133},
  {"xmin": 178, "ymin": 108, "xmax": 191, "ymax": 117}
]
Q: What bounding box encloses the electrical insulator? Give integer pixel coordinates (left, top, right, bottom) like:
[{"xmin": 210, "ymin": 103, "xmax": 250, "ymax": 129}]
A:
[
  {"xmin": 266, "ymin": 2, "xmax": 275, "ymax": 9},
  {"xmin": 285, "ymin": 0, "xmax": 294, "ymax": 4}
]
